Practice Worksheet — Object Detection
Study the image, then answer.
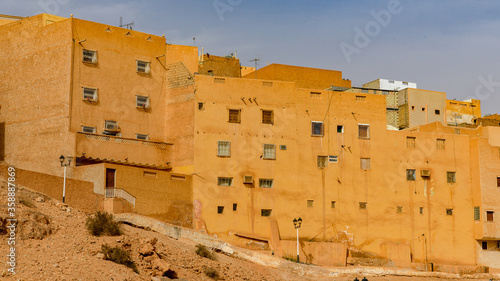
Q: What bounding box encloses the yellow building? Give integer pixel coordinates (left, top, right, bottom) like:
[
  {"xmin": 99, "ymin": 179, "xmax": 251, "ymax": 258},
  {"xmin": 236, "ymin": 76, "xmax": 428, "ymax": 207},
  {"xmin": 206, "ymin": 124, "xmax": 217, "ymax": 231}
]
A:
[
  {"xmin": 1, "ymin": 14, "xmax": 500, "ymax": 270},
  {"xmin": 446, "ymin": 99, "xmax": 481, "ymax": 126}
]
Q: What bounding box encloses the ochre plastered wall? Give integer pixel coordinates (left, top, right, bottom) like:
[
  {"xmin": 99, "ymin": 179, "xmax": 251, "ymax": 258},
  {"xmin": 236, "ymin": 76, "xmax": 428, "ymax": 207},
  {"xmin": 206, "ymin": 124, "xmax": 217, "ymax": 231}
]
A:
[
  {"xmin": 446, "ymin": 99, "xmax": 481, "ymax": 126},
  {"xmin": 198, "ymin": 54, "xmax": 241, "ymax": 78}
]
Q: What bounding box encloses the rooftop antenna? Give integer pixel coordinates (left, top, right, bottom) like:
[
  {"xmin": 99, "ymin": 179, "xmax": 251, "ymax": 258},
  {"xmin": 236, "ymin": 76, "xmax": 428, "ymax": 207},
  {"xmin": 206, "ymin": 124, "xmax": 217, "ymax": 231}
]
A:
[
  {"xmin": 193, "ymin": 37, "xmax": 196, "ymax": 46},
  {"xmin": 249, "ymin": 57, "xmax": 261, "ymax": 79},
  {"xmin": 119, "ymin": 16, "xmax": 134, "ymax": 30}
]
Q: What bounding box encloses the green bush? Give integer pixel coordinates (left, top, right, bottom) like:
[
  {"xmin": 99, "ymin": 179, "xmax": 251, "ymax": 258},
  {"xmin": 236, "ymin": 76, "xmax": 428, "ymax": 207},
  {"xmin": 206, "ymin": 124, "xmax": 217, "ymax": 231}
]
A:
[
  {"xmin": 195, "ymin": 244, "xmax": 216, "ymax": 260},
  {"xmin": 101, "ymin": 244, "xmax": 137, "ymax": 273},
  {"xmin": 204, "ymin": 267, "xmax": 219, "ymax": 279},
  {"xmin": 86, "ymin": 211, "xmax": 121, "ymax": 236}
]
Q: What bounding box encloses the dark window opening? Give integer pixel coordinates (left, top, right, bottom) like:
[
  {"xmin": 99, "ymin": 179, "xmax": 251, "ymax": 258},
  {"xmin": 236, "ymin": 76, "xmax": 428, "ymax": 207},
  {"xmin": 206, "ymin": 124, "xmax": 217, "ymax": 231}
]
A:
[
  {"xmin": 359, "ymin": 202, "xmax": 367, "ymax": 210},
  {"xmin": 446, "ymin": 208, "xmax": 453, "ymax": 216},
  {"xmin": 435, "ymin": 109, "xmax": 441, "ymax": 115},
  {"xmin": 482, "ymin": 241, "xmax": 488, "ymax": 250},
  {"xmin": 217, "ymin": 206, "xmax": 224, "ymax": 214},
  {"xmin": 337, "ymin": 125, "xmax": 344, "ymax": 133},
  {"xmin": 261, "ymin": 209, "xmax": 272, "ymax": 217},
  {"xmin": 487, "ymin": 211, "xmax": 494, "ymax": 222},
  {"xmin": 233, "ymin": 203, "xmax": 237, "ymax": 211}
]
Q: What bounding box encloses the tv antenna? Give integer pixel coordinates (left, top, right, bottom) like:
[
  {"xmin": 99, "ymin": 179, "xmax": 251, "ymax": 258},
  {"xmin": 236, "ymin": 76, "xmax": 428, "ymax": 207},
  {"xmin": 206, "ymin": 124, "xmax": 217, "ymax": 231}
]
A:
[
  {"xmin": 119, "ymin": 16, "xmax": 134, "ymax": 30},
  {"xmin": 249, "ymin": 57, "xmax": 261, "ymax": 79}
]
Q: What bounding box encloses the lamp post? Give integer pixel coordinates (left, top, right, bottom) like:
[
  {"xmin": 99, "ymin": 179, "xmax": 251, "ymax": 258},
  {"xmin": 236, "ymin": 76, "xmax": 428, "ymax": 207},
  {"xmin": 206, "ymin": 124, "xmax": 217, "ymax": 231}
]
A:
[
  {"xmin": 293, "ymin": 217, "xmax": 302, "ymax": 263},
  {"xmin": 59, "ymin": 155, "xmax": 73, "ymax": 203}
]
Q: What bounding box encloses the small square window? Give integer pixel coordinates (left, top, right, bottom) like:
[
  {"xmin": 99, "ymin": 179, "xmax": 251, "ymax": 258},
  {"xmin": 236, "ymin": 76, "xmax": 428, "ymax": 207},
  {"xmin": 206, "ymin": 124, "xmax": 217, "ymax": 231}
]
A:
[
  {"xmin": 359, "ymin": 202, "xmax": 367, "ymax": 210},
  {"xmin": 279, "ymin": 145, "xmax": 287, "ymax": 150},
  {"xmin": 259, "ymin": 179, "xmax": 274, "ymax": 188},
  {"xmin": 422, "ymin": 107, "xmax": 426, "ymax": 112},
  {"xmin": 406, "ymin": 169, "xmax": 416, "ymax": 181},
  {"xmin": 137, "ymin": 60, "xmax": 151, "ymax": 74},
  {"xmin": 317, "ymin": 156, "xmax": 328, "ymax": 169},
  {"xmin": 311, "ymin": 121, "xmax": 324, "ymax": 136},
  {"xmin": 217, "ymin": 206, "xmax": 224, "ymax": 214},
  {"xmin": 411, "ymin": 106, "xmax": 415, "ymax": 110},
  {"xmin": 217, "ymin": 141, "xmax": 231, "ymax": 157},
  {"xmin": 263, "ymin": 144, "xmax": 276, "ymax": 159},
  {"xmin": 307, "ymin": 200, "xmax": 314, "ymax": 208},
  {"xmin": 136, "ymin": 133, "xmax": 149, "ymax": 140},
  {"xmin": 217, "ymin": 177, "xmax": 232, "ymax": 186},
  {"xmin": 358, "ymin": 124, "xmax": 370, "ymax": 139},
  {"xmin": 487, "ymin": 211, "xmax": 494, "ymax": 222},
  {"xmin": 482, "ymin": 241, "xmax": 488, "ymax": 250},
  {"xmin": 82, "ymin": 49, "xmax": 97, "ymax": 64},
  {"xmin": 328, "ymin": 155, "xmax": 338, "ymax": 163},
  {"xmin": 331, "ymin": 201, "xmax": 336, "ymax": 208},
  {"xmin": 261, "ymin": 209, "xmax": 272, "ymax": 217},
  {"xmin": 474, "ymin": 206, "xmax": 480, "ymax": 221},
  {"xmin": 337, "ymin": 125, "xmax": 344, "ymax": 133},
  {"xmin": 420, "ymin": 207, "xmax": 424, "ymax": 214},
  {"xmin": 436, "ymin": 139, "xmax": 446, "ymax": 150},
  {"xmin": 81, "ymin": 126, "xmax": 96, "ymax": 134},
  {"xmin": 446, "ymin": 208, "xmax": 453, "ymax": 216},
  {"xmin": 406, "ymin": 137, "xmax": 416, "ymax": 148},
  {"xmin": 262, "ymin": 110, "xmax": 274, "ymax": 124},
  {"xmin": 447, "ymin": 172, "xmax": 456, "ymax": 183},
  {"xmin": 233, "ymin": 203, "xmax": 237, "ymax": 211},
  {"xmin": 397, "ymin": 206, "xmax": 403, "ymax": 213},
  {"xmin": 360, "ymin": 158, "xmax": 370, "ymax": 170},
  {"xmin": 228, "ymin": 109, "xmax": 241, "ymax": 123},
  {"xmin": 82, "ymin": 87, "xmax": 98, "ymax": 102},
  {"xmin": 198, "ymin": 102, "xmax": 205, "ymax": 111},
  {"xmin": 136, "ymin": 95, "xmax": 150, "ymax": 109},
  {"xmin": 435, "ymin": 109, "xmax": 441, "ymax": 115}
]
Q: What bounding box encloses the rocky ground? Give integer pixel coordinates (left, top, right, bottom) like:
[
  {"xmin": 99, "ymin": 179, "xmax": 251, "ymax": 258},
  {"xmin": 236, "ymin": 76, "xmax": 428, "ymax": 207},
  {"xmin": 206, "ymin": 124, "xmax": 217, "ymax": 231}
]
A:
[{"xmin": 0, "ymin": 179, "xmax": 495, "ymax": 281}]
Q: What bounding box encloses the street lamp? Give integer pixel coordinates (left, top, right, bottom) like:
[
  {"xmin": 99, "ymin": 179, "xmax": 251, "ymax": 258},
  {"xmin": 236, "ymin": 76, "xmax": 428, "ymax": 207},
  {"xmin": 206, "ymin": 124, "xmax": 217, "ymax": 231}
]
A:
[
  {"xmin": 59, "ymin": 155, "xmax": 73, "ymax": 203},
  {"xmin": 293, "ymin": 217, "xmax": 302, "ymax": 263}
]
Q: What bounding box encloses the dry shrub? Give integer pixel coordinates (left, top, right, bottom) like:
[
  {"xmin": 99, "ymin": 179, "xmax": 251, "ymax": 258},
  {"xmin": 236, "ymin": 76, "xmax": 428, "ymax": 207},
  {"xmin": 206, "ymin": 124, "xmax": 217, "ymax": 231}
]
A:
[{"xmin": 86, "ymin": 211, "xmax": 121, "ymax": 236}]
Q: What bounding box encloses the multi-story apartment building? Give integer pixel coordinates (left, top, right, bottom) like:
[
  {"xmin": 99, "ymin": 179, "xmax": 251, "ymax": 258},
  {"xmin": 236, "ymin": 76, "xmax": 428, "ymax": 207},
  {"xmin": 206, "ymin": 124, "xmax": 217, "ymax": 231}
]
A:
[{"xmin": 1, "ymin": 14, "xmax": 500, "ymax": 269}]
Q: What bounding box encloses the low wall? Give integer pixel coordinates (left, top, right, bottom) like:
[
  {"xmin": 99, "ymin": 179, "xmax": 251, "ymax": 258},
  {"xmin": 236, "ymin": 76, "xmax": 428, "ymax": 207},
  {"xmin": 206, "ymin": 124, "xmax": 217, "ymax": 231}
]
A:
[
  {"xmin": 0, "ymin": 164, "xmax": 103, "ymax": 214},
  {"xmin": 280, "ymin": 240, "xmax": 347, "ymax": 267}
]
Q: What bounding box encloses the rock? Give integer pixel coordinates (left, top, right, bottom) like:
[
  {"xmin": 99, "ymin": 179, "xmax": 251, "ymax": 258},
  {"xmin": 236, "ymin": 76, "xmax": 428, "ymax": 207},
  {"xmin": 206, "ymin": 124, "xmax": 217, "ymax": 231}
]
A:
[
  {"xmin": 139, "ymin": 243, "xmax": 155, "ymax": 256},
  {"xmin": 35, "ymin": 197, "xmax": 45, "ymax": 203},
  {"xmin": 95, "ymin": 253, "xmax": 105, "ymax": 259},
  {"xmin": 65, "ymin": 207, "xmax": 71, "ymax": 213},
  {"xmin": 152, "ymin": 258, "xmax": 170, "ymax": 272}
]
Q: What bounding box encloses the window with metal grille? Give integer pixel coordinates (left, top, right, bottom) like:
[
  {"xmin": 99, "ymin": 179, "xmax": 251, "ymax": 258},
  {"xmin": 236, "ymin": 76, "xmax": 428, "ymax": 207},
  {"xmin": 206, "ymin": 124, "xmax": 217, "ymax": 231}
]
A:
[
  {"xmin": 136, "ymin": 134, "xmax": 149, "ymax": 140},
  {"xmin": 317, "ymin": 156, "xmax": 328, "ymax": 169},
  {"xmin": 406, "ymin": 169, "xmax": 416, "ymax": 181},
  {"xmin": 329, "ymin": 155, "xmax": 338, "ymax": 163},
  {"xmin": 259, "ymin": 179, "xmax": 274, "ymax": 188},
  {"xmin": 360, "ymin": 158, "xmax": 370, "ymax": 170},
  {"xmin": 359, "ymin": 202, "xmax": 367, "ymax": 210},
  {"xmin": 228, "ymin": 109, "xmax": 241, "ymax": 123},
  {"xmin": 217, "ymin": 177, "xmax": 232, "ymax": 186},
  {"xmin": 311, "ymin": 121, "xmax": 324, "ymax": 136},
  {"xmin": 397, "ymin": 206, "xmax": 403, "ymax": 213},
  {"xmin": 217, "ymin": 141, "xmax": 231, "ymax": 157},
  {"xmin": 436, "ymin": 139, "xmax": 446, "ymax": 150},
  {"xmin": 263, "ymin": 144, "xmax": 276, "ymax": 159},
  {"xmin": 261, "ymin": 209, "xmax": 272, "ymax": 217},
  {"xmin": 262, "ymin": 110, "xmax": 273, "ymax": 124},
  {"xmin": 136, "ymin": 95, "xmax": 150, "ymax": 109},
  {"xmin": 358, "ymin": 124, "xmax": 370, "ymax": 139},
  {"xmin": 136, "ymin": 60, "xmax": 151, "ymax": 74},
  {"xmin": 331, "ymin": 201, "xmax": 336, "ymax": 208},
  {"xmin": 446, "ymin": 208, "xmax": 453, "ymax": 216},
  {"xmin": 406, "ymin": 137, "xmax": 416, "ymax": 148},
  {"xmin": 356, "ymin": 95, "xmax": 366, "ymax": 101},
  {"xmin": 217, "ymin": 206, "xmax": 224, "ymax": 214},
  {"xmin": 307, "ymin": 200, "xmax": 314, "ymax": 208},
  {"xmin": 82, "ymin": 87, "xmax": 98, "ymax": 101},
  {"xmin": 474, "ymin": 207, "xmax": 480, "ymax": 221},
  {"xmin": 82, "ymin": 49, "xmax": 97, "ymax": 64},
  {"xmin": 81, "ymin": 126, "xmax": 96, "ymax": 134},
  {"xmin": 447, "ymin": 171, "xmax": 456, "ymax": 183},
  {"xmin": 487, "ymin": 211, "xmax": 494, "ymax": 222}
]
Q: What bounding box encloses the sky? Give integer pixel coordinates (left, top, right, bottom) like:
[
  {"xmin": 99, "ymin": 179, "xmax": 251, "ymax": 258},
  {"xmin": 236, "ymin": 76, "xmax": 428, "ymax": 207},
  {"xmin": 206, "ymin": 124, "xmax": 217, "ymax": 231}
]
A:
[{"xmin": 3, "ymin": 0, "xmax": 500, "ymax": 115}]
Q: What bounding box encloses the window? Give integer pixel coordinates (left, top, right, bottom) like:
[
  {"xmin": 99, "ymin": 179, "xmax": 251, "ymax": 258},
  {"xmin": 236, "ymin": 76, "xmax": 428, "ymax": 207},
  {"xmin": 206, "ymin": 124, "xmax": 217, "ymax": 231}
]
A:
[
  {"xmin": 259, "ymin": 179, "xmax": 274, "ymax": 188},
  {"xmin": 263, "ymin": 144, "xmax": 276, "ymax": 159},
  {"xmin": 143, "ymin": 171, "xmax": 157, "ymax": 177},
  {"xmin": 82, "ymin": 87, "xmax": 98, "ymax": 101},
  {"xmin": 482, "ymin": 241, "xmax": 488, "ymax": 250},
  {"xmin": 474, "ymin": 207, "xmax": 480, "ymax": 221},
  {"xmin": 104, "ymin": 120, "xmax": 119, "ymax": 132},
  {"xmin": 403, "ymin": 82, "xmax": 408, "ymax": 86},
  {"xmin": 356, "ymin": 96, "xmax": 366, "ymax": 101},
  {"xmin": 358, "ymin": 124, "xmax": 370, "ymax": 139},
  {"xmin": 82, "ymin": 49, "xmax": 97, "ymax": 64},
  {"xmin": 81, "ymin": 126, "xmax": 96, "ymax": 134},
  {"xmin": 261, "ymin": 209, "xmax": 272, "ymax": 217},
  {"xmin": 228, "ymin": 109, "xmax": 241, "ymax": 123},
  {"xmin": 360, "ymin": 158, "xmax": 370, "ymax": 170},
  {"xmin": 217, "ymin": 141, "xmax": 231, "ymax": 157},
  {"xmin": 337, "ymin": 125, "xmax": 344, "ymax": 133},
  {"xmin": 435, "ymin": 109, "xmax": 441, "ymax": 115},
  {"xmin": 436, "ymin": 139, "xmax": 446, "ymax": 150},
  {"xmin": 198, "ymin": 102, "xmax": 205, "ymax": 111},
  {"xmin": 331, "ymin": 201, "xmax": 336, "ymax": 208},
  {"xmin": 262, "ymin": 110, "xmax": 274, "ymax": 124},
  {"xmin": 136, "ymin": 60, "xmax": 151, "ymax": 74},
  {"xmin": 136, "ymin": 95, "xmax": 150, "ymax": 109},
  {"xmin": 411, "ymin": 106, "xmax": 415, "ymax": 110},
  {"xmin": 233, "ymin": 203, "xmax": 237, "ymax": 212},
  {"xmin": 311, "ymin": 121, "xmax": 324, "ymax": 136},
  {"xmin": 279, "ymin": 145, "xmax": 287, "ymax": 150},
  {"xmin": 487, "ymin": 211, "xmax": 494, "ymax": 222},
  {"xmin": 317, "ymin": 156, "xmax": 328, "ymax": 169},
  {"xmin": 217, "ymin": 206, "xmax": 224, "ymax": 214},
  {"xmin": 406, "ymin": 169, "xmax": 416, "ymax": 181},
  {"xmin": 136, "ymin": 134, "xmax": 149, "ymax": 140},
  {"xmin": 446, "ymin": 208, "xmax": 453, "ymax": 216},
  {"xmin": 497, "ymin": 177, "xmax": 500, "ymax": 187},
  {"xmin": 307, "ymin": 200, "xmax": 314, "ymax": 208},
  {"xmin": 328, "ymin": 155, "xmax": 338, "ymax": 163},
  {"xmin": 359, "ymin": 202, "xmax": 367, "ymax": 210},
  {"xmin": 207, "ymin": 70, "xmax": 214, "ymax": 76},
  {"xmin": 447, "ymin": 172, "xmax": 456, "ymax": 183},
  {"xmin": 310, "ymin": 92, "xmax": 321, "ymax": 98},
  {"xmin": 217, "ymin": 177, "xmax": 232, "ymax": 186},
  {"xmin": 397, "ymin": 206, "xmax": 403, "ymax": 214},
  {"xmin": 420, "ymin": 207, "xmax": 424, "ymax": 214},
  {"xmin": 422, "ymin": 107, "xmax": 426, "ymax": 112},
  {"xmin": 406, "ymin": 137, "xmax": 416, "ymax": 148}
]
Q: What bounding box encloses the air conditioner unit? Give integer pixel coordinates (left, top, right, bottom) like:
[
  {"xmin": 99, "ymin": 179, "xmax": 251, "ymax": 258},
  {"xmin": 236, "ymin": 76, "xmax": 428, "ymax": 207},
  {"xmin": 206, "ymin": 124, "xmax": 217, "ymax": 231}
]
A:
[
  {"xmin": 243, "ymin": 175, "xmax": 253, "ymax": 184},
  {"xmin": 104, "ymin": 121, "xmax": 119, "ymax": 132},
  {"xmin": 421, "ymin": 170, "xmax": 431, "ymax": 177}
]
